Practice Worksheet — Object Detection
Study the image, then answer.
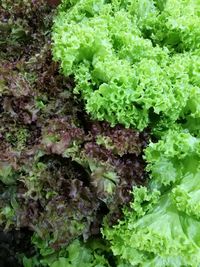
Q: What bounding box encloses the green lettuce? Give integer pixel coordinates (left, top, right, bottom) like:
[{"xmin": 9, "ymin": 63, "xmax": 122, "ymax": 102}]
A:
[
  {"xmin": 145, "ymin": 129, "xmax": 200, "ymax": 188},
  {"xmin": 52, "ymin": 0, "xmax": 200, "ymax": 131},
  {"xmin": 51, "ymin": 240, "xmax": 110, "ymax": 267},
  {"xmin": 23, "ymin": 239, "xmax": 110, "ymax": 267},
  {"xmin": 137, "ymin": 0, "xmax": 200, "ymax": 52},
  {"xmin": 103, "ymin": 127, "xmax": 200, "ymax": 266},
  {"xmin": 172, "ymin": 173, "xmax": 200, "ymax": 220},
  {"xmin": 103, "ymin": 186, "xmax": 200, "ymax": 267}
]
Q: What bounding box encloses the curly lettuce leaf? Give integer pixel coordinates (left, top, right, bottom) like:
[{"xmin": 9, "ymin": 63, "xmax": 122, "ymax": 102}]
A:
[
  {"xmin": 51, "ymin": 240, "xmax": 110, "ymax": 267},
  {"xmin": 103, "ymin": 186, "xmax": 200, "ymax": 267},
  {"xmin": 145, "ymin": 129, "xmax": 200, "ymax": 187},
  {"xmin": 52, "ymin": 0, "xmax": 200, "ymax": 131},
  {"xmin": 103, "ymin": 127, "xmax": 200, "ymax": 267},
  {"xmin": 172, "ymin": 173, "xmax": 200, "ymax": 219},
  {"xmin": 137, "ymin": 0, "xmax": 200, "ymax": 52},
  {"xmin": 23, "ymin": 239, "xmax": 110, "ymax": 267}
]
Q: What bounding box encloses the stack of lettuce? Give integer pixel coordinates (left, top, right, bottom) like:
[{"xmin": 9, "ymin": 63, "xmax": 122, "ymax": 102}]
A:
[
  {"xmin": 51, "ymin": 0, "xmax": 200, "ymax": 266},
  {"xmin": 1, "ymin": 0, "xmax": 200, "ymax": 266}
]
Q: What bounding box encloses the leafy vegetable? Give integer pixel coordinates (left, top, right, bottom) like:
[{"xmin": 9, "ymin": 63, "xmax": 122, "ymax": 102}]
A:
[
  {"xmin": 51, "ymin": 239, "xmax": 110, "ymax": 267},
  {"xmin": 103, "ymin": 185, "xmax": 200, "ymax": 267},
  {"xmin": 103, "ymin": 128, "xmax": 200, "ymax": 266},
  {"xmin": 2, "ymin": 0, "xmax": 200, "ymax": 266},
  {"xmin": 145, "ymin": 129, "xmax": 200, "ymax": 189},
  {"xmin": 0, "ymin": 2, "xmax": 148, "ymax": 261},
  {"xmin": 172, "ymin": 173, "xmax": 200, "ymax": 219},
  {"xmin": 52, "ymin": 0, "xmax": 200, "ymax": 131},
  {"xmin": 23, "ymin": 239, "xmax": 110, "ymax": 267}
]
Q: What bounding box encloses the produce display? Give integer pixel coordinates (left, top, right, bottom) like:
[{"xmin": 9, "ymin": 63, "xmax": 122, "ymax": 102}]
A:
[{"xmin": 0, "ymin": 0, "xmax": 200, "ymax": 266}]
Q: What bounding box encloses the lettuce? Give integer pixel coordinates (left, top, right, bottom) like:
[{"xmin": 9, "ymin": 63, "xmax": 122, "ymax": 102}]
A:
[
  {"xmin": 51, "ymin": 1, "xmax": 200, "ymax": 265},
  {"xmin": 52, "ymin": 0, "xmax": 200, "ymax": 131},
  {"xmin": 103, "ymin": 186, "xmax": 200, "ymax": 267},
  {"xmin": 103, "ymin": 127, "xmax": 200, "ymax": 266},
  {"xmin": 2, "ymin": 0, "xmax": 200, "ymax": 266},
  {"xmin": 138, "ymin": 0, "xmax": 200, "ymax": 52},
  {"xmin": 23, "ymin": 239, "xmax": 110, "ymax": 267},
  {"xmin": 145, "ymin": 129, "xmax": 200, "ymax": 188},
  {"xmin": 51, "ymin": 240, "xmax": 110, "ymax": 267},
  {"xmin": 172, "ymin": 173, "xmax": 200, "ymax": 220}
]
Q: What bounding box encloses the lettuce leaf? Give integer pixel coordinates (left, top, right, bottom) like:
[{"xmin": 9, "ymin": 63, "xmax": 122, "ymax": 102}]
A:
[
  {"xmin": 103, "ymin": 127, "xmax": 200, "ymax": 267},
  {"xmin": 103, "ymin": 186, "xmax": 200, "ymax": 267},
  {"xmin": 172, "ymin": 173, "xmax": 200, "ymax": 220},
  {"xmin": 23, "ymin": 239, "xmax": 110, "ymax": 267},
  {"xmin": 52, "ymin": 0, "xmax": 200, "ymax": 131},
  {"xmin": 145, "ymin": 129, "xmax": 200, "ymax": 188},
  {"xmin": 51, "ymin": 240, "xmax": 110, "ymax": 267},
  {"xmin": 138, "ymin": 0, "xmax": 200, "ymax": 52}
]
